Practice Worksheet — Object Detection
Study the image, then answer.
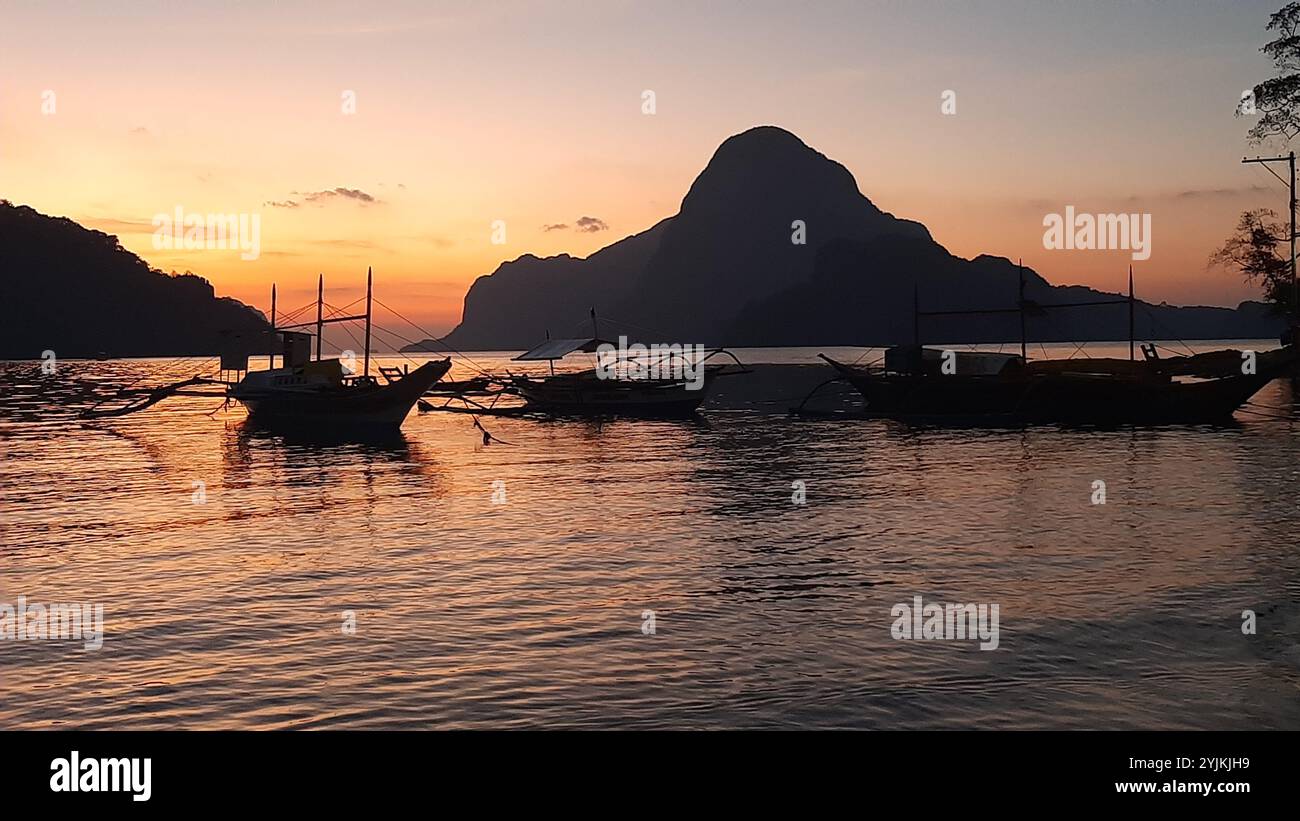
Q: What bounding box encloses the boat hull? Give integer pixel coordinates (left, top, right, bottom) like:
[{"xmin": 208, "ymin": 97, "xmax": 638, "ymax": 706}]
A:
[
  {"xmin": 512, "ymin": 375, "xmax": 710, "ymax": 417},
  {"xmin": 823, "ymin": 352, "xmax": 1293, "ymax": 425}
]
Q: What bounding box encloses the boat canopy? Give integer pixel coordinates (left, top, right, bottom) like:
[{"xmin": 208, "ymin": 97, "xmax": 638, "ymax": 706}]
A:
[{"xmin": 513, "ymin": 337, "xmax": 615, "ymax": 361}]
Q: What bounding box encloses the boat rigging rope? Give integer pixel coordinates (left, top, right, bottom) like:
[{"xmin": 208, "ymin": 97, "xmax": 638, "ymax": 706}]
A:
[
  {"xmin": 327, "ymin": 296, "xmax": 365, "ymax": 315},
  {"xmin": 314, "ymin": 298, "xmax": 513, "ymax": 444},
  {"xmin": 372, "ymin": 297, "xmax": 494, "ymax": 376},
  {"xmin": 319, "ymin": 300, "xmax": 455, "ymax": 376},
  {"xmin": 317, "ymin": 317, "xmax": 506, "ymax": 442},
  {"xmin": 1064, "ymin": 340, "xmax": 1089, "ymax": 360},
  {"xmin": 470, "ymin": 413, "xmax": 513, "ymax": 445},
  {"xmin": 368, "ymin": 325, "xmax": 443, "ymax": 370},
  {"xmin": 1139, "ymin": 305, "xmax": 1199, "ymax": 357},
  {"xmin": 318, "ymin": 303, "xmax": 517, "ymax": 456},
  {"xmin": 275, "ymin": 300, "xmax": 318, "ymax": 326}
]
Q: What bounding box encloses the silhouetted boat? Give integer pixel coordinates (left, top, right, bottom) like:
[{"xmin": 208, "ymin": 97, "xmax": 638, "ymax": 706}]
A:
[
  {"xmin": 228, "ymin": 339, "xmax": 450, "ymax": 429},
  {"xmin": 81, "ymin": 269, "xmax": 452, "ymax": 432},
  {"xmin": 419, "ymin": 309, "xmax": 750, "ymax": 418},
  {"xmin": 807, "ymin": 266, "xmax": 1300, "ymax": 424},
  {"xmin": 503, "ymin": 337, "xmax": 739, "ymax": 417},
  {"xmin": 819, "ymin": 345, "xmax": 1297, "ymax": 424}
]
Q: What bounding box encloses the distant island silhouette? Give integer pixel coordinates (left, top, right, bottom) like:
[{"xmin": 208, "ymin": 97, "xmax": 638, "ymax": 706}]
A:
[
  {"xmin": 0, "ymin": 200, "xmax": 269, "ymax": 359},
  {"xmin": 407, "ymin": 126, "xmax": 1284, "ymax": 352}
]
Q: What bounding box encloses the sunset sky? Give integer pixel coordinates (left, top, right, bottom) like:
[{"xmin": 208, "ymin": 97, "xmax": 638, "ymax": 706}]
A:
[{"xmin": 1, "ymin": 0, "xmax": 1295, "ymax": 335}]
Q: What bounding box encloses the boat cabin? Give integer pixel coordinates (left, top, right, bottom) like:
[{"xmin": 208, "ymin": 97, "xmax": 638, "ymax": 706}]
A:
[
  {"xmin": 233, "ymin": 331, "xmax": 351, "ymax": 392},
  {"xmin": 884, "ymin": 345, "xmax": 1024, "ymax": 377}
]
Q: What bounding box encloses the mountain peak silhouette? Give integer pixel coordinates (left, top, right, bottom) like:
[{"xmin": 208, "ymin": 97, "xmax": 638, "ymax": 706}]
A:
[
  {"xmin": 438, "ymin": 125, "xmax": 958, "ymax": 348},
  {"xmin": 429, "ymin": 127, "xmax": 1280, "ymax": 349},
  {"xmin": 680, "ymin": 125, "xmax": 895, "ymax": 225}
]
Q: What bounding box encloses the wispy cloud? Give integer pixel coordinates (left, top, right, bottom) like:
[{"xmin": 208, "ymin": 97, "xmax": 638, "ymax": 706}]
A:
[
  {"xmin": 300, "ymin": 187, "xmax": 378, "ymax": 204},
  {"xmin": 1010, "ymin": 185, "xmax": 1275, "ymax": 214},
  {"xmin": 80, "ymin": 216, "xmax": 155, "ymax": 235},
  {"xmin": 1167, "ymin": 185, "xmax": 1271, "ymax": 201},
  {"xmin": 264, "ymin": 187, "xmax": 380, "ymax": 209},
  {"xmin": 545, "ymin": 216, "xmax": 609, "ymax": 233}
]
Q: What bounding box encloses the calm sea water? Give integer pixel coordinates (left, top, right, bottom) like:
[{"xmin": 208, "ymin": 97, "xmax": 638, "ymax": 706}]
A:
[{"xmin": 2, "ymin": 343, "xmax": 1299, "ymax": 729}]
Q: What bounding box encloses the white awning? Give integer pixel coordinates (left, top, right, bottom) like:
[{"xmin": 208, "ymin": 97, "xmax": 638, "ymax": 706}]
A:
[{"xmin": 513, "ymin": 337, "xmax": 613, "ymax": 361}]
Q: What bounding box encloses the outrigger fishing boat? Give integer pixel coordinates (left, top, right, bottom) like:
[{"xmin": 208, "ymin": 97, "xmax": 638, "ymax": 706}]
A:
[
  {"xmin": 81, "ymin": 269, "xmax": 451, "ymax": 432},
  {"xmin": 506, "ymin": 337, "xmax": 748, "ymax": 417},
  {"xmin": 226, "ymin": 333, "xmax": 449, "ymax": 429},
  {"xmin": 804, "ymin": 267, "xmax": 1299, "ymax": 425},
  {"xmin": 819, "ymin": 345, "xmax": 1296, "ymax": 424},
  {"xmin": 423, "ymin": 311, "xmax": 750, "ymax": 418}
]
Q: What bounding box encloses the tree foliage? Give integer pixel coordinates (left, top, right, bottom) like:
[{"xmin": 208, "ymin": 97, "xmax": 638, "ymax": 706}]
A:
[
  {"xmin": 1243, "ymin": 2, "xmax": 1300, "ymax": 143},
  {"xmin": 1209, "ymin": 209, "xmax": 1294, "ymax": 311}
]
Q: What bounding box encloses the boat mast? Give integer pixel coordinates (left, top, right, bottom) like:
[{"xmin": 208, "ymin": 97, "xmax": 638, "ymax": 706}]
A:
[
  {"xmin": 269, "ymin": 283, "xmax": 277, "ymax": 369},
  {"xmin": 363, "ymin": 266, "xmax": 373, "ymax": 378},
  {"xmin": 1128, "ymin": 265, "xmax": 1135, "ymax": 361},
  {"xmin": 1018, "ymin": 259, "xmax": 1027, "ymax": 361},
  {"xmin": 315, "ymin": 274, "xmax": 324, "ymax": 361}
]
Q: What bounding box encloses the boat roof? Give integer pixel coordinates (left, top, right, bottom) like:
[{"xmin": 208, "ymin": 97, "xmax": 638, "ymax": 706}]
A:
[
  {"xmin": 918, "ymin": 347, "xmax": 1022, "ymax": 364},
  {"xmin": 513, "ymin": 337, "xmax": 614, "ymax": 361}
]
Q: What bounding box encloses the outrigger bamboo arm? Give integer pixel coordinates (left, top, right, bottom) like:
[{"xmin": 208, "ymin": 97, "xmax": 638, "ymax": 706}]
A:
[{"xmin": 80, "ymin": 377, "xmax": 222, "ymax": 419}]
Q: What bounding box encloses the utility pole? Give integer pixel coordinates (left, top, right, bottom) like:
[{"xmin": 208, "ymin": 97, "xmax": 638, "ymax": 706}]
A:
[{"xmin": 1241, "ymin": 152, "xmax": 1298, "ymax": 317}]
